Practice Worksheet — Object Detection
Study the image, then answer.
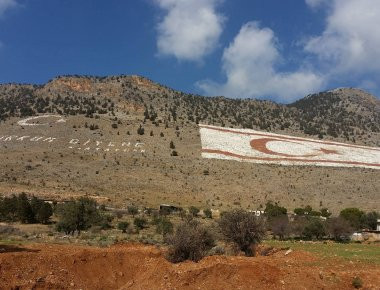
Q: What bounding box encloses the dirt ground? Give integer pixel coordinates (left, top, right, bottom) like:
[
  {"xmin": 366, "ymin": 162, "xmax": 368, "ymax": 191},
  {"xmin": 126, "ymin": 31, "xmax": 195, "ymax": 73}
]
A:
[{"xmin": 0, "ymin": 243, "xmax": 379, "ymax": 290}]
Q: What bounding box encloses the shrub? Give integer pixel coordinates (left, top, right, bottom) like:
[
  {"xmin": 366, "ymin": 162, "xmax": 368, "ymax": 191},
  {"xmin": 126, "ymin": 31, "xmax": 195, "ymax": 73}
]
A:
[
  {"xmin": 208, "ymin": 245, "xmax": 225, "ymax": 256},
  {"xmin": 320, "ymin": 208, "xmax": 332, "ymax": 218},
  {"xmin": 189, "ymin": 206, "xmax": 200, "ymax": 217},
  {"xmin": 352, "ymin": 277, "xmax": 363, "ymax": 289},
  {"xmin": 170, "ymin": 141, "xmax": 175, "ymax": 149},
  {"xmin": 134, "ymin": 217, "xmax": 148, "ymax": 230},
  {"xmin": 118, "ymin": 221, "xmax": 129, "ymax": 233},
  {"xmin": 269, "ymin": 215, "xmax": 289, "ymax": 240},
  {"xmin": 302, "ymin": 219, "xmax": 326, "ymax": 240},
  {"xmin": 326, "ymin": 217, "xmax": 353, "ymax": 241},
  {"xmin": 166, "ymin": 220, "xmax": 214, "ymax": 263},
  {"xmin": 137, "ymin": 125, "xmax": 145, "ymax": 135},
  {"xmin": 361, "ymin": 211, "xmax": 380, "ymax": 230},
  {"xmin": 56, "ymin": 197, "xmax": 106, "ymax": 235},
  {"xmin": 289, "ymin": 216, "xmax": 308, "ymax": 237},
  {"xmin": 219, "ymin": 209, "xmax": 266, "ymax": 256},
  {"xmin": 0, "ymin": 194, "xmax": 52, "ymax": 224},
  {"xmin": 35, "ymin": 202, "xmax": 53, "ymax": 224},
  {"xmin": 16, "ymin": 193, "xmax": 35, "ymax": 224},
  {"xmin": 294, "ymin": 208, "xmax": 305, "ymax": 216},
  {"xmin": 340, "ymin": 208, "xmax": 364, "ymax": 230},
  {"xmin": 127, "ymin": 205, "xmax": 139, "ymax": 216},
  {"xmin": 154, "ymin": 217, "xmax": 173, "ymax": 236},
  {"xmin": 265, "ymin": 202, "xmax": 287, "ymax": 219},
  {"xmin": 203, "ymin": 208, "xmax": 212, "ymax": 219}
]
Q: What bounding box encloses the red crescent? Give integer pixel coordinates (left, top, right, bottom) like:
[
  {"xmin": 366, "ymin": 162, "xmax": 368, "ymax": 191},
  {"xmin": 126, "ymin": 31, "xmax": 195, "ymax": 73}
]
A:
[{"xmin": 250, "ymin": 138, "xmax": 320, "ymax": 158}]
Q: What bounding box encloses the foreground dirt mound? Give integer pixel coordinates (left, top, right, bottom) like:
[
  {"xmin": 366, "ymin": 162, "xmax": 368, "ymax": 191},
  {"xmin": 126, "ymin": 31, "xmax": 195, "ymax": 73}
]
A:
[{"xmin": 0, "ymin": 243, "xmax": 379, "ymax": 289}]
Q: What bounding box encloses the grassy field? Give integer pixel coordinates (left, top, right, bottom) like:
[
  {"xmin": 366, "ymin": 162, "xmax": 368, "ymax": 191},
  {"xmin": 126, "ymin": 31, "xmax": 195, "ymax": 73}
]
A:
[{"xmin": 265, "ymin": 240, "xmax": 380, "ymax": 265}]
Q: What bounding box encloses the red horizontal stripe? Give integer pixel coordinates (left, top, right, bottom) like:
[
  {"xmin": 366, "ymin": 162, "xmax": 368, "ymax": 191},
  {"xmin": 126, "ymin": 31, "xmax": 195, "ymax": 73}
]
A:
[{"xmin": 202, "ymin": 148, "xmax": 380, "ymax": 168}]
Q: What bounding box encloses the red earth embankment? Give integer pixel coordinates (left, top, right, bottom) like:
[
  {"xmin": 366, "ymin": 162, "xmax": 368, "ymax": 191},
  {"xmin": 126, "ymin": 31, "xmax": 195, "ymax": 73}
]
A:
[{"xmin": 0, "ymin": 243, "xmax": 379, "ymax": 289}]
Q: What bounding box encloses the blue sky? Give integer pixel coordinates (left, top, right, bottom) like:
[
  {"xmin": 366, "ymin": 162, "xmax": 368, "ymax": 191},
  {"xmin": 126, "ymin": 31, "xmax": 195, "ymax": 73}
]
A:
[{"xmin": 0, "ymin": 0, "xmax": 379, "ymax": 103}]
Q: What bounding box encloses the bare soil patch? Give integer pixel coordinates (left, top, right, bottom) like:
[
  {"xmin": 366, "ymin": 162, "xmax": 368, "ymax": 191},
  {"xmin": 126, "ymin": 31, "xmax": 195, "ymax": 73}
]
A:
[{"xmin": 0, "ymin": 243, "xmax": 379, "ymax": 289}]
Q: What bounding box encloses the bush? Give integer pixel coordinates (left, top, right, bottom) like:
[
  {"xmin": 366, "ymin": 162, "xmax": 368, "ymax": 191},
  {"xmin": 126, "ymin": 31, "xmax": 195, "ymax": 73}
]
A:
[
  {"xmin": 265, "ymin": 202, "xmax": 287, "ymax": 219},
  {"xmin": 302, "ymin": 218, "xmax": 326, "ymax": 240},
  {"xmin": 219, "ymin": 209, "xmax": 266, "ymax": 256},
  {"xmin": 137, "ymin": 125, "xmax": 145, "ymax": 135},
  {"xmin": 127, "ymin": 205, "xmax": 139, "ymax": 216},
  {"xmin": 0, "ymin": 194, "xmax": 52, "ymax": 224},
  {"xmin": 16, "ymin": 194, "xmax": 35, "ymax": 224},
  {"xmin": 294, "ymin": 208, "xmax": 305, "ymax": 216},
  {"xmin": 154, "ymin": 217, "xmax": 173, "ymax": 236},
  {"xmin": 269, "ymin": 215, "xmax": 289, "ymax": 240},
  {"xmin": 118, "ymin": 221, "xmax": 129, "ymax": 233},
  {"xmin": 166, "ymin": 220, "xmax": 214, "ymax": 263},
  {"xmin": 288, "ymin": 216, "xmax": 308, "ymax": 237},
  {"xmin": 35, "ymin": 202, "xmax": 53, "ymax": 224},
  {"xmin": 208, "ymin": 245, "xmax": 225, "ymax": 256},
  {"xmin": 134, "ymin": 217, "xmax": 148, "ymax": 230},
  {"xmin": 340, "ymin": 208, "xmax": 364, "ymax": 230},
  {"xmin": 189, "ymin": 206, "xmax": 200, "ymax": 217},
  {"xmin": 361, "ymin": 211, "xmax": 380, "ymax": 230},
  {"xmin": 326, "ymin": 217, "xmax": 353, "ymax": 241},
  {"xmin": 56, "ymin": 197, "xmax": 106, "ymax": 235},
  {"xmin": 320, "ymin": 208, "xmax": 332, "ymax": 218},
  {"xmin": 352, "ymin": 277, "xmax": 363, "ymax": 289},
  {"xmin": 203, "ymin": 208, "xmax": 212, "ymax": 219}
]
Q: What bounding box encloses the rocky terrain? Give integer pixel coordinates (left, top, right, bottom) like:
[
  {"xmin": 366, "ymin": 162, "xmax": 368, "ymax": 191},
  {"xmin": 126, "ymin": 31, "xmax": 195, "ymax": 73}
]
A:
[{"xmin": 0, "ymin": 75, "xmax": 379, "ymax": 212}]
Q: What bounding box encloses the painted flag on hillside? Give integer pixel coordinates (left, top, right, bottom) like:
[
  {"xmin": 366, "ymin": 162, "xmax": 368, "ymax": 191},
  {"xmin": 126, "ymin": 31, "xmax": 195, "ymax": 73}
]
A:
[{"xmin": 199, "ymin": 125, "xmax": 380, "ymax": 170}]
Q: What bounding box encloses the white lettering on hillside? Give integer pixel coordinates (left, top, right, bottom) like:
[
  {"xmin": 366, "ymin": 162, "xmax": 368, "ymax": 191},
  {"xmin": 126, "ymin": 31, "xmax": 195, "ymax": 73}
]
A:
[
  {"xmin": 0, "ymin": 135, "xmax": 145, "ymax": 154},
  {"xmin": 17, "ymin": 115, "xmax": 66, "ymax": 126}
]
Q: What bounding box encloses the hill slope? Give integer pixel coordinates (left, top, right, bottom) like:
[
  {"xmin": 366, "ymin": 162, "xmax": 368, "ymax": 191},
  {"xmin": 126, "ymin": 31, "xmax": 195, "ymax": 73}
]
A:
[{"xmin": 0, "ymin": 75, "xmax": 379, "ymax": 212}]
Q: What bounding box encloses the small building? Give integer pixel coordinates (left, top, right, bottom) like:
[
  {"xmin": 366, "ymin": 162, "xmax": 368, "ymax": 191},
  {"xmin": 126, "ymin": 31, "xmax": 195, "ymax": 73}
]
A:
[{"xmin": 351, "ymin": 219, "xmax": 380, "ymax": 242}]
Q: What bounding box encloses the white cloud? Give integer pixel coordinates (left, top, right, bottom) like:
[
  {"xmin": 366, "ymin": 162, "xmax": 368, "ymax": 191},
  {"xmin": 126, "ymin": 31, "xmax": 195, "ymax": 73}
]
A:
[
  {"xmin": 305, "ymin": 0, "xmax": 329, "ymax": 8},
  {"xmin": 305, "ymin": 0, "xmax": 380, "ymax": 77},
  {"xmin": 155, "ymin": 0, "xmax": 224, "ymax": 62},
  {"xmin": 198, "ymin": 22, "xmax": 324, "ymax": 102},
  {"xmin": 0, "ymin": 0, "xmax": 17, "ymax": 17}
]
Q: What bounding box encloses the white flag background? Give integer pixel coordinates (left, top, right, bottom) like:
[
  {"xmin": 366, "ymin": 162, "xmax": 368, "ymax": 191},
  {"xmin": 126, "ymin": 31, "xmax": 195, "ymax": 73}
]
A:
[{"xmin": 200, "ymin": 125, "xmax": 380, "ymax": 170}]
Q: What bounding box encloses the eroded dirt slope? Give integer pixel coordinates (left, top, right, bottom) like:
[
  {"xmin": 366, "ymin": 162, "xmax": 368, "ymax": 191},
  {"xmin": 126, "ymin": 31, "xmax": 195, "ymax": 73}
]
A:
[{"xmin": 0, "ymin": 243, "xmax": 379, "ymax": 289}]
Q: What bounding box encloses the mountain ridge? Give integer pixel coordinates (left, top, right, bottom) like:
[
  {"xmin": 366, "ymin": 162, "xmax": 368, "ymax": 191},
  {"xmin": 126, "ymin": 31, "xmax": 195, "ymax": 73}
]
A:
[{"xmin": 1, "ymin": 74, "xmax": 379, "ymax": 146}]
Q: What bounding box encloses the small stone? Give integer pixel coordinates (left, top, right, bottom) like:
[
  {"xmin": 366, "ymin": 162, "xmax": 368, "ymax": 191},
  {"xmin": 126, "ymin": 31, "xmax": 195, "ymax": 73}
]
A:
[
  {"xmin": 284, "ymin": 249, "xmax": 293, "ymax": 256},
  {"xmin": 36, "ymin": 277, "xmax": 44, "ymax": 282},
  {"xmin": 319, "ymin": 271, "xmax": 323, "ymax": 280}
]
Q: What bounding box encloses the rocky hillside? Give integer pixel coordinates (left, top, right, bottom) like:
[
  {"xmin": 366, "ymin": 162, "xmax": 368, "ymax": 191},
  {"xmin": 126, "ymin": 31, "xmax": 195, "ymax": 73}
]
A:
[
  {"xmin": 0, "ymin": 75, "xmax": 379, "ymax": 213},
  {"xmin": 0, "ymin": 75, "xmax": 379, "ymax": 146}
]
